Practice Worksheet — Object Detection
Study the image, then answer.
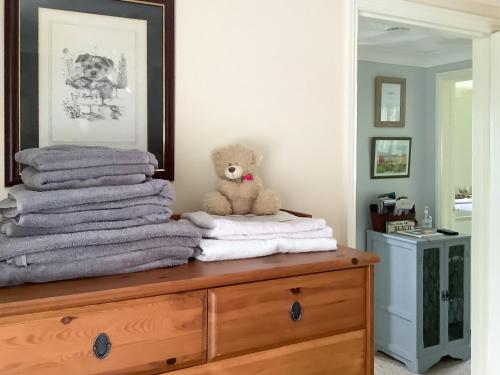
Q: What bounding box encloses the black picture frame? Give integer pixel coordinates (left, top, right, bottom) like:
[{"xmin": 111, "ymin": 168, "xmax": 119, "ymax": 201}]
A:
[
  {"xmin": 4, "ymin": 0, "xmax": 175, "ymax": 186},
  {"xmin": 370, "ymin": 137, "xmax": 412, "ymax": 179}
]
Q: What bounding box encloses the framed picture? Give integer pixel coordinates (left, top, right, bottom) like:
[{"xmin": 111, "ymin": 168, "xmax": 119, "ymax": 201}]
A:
[
  {"xmin": 4, "ymin": 0, "xmax": 174, "ymax": 186},
  {"xmin": 371, "ymin": 137, "xmax": 412, "ymax": 179},
  {"xmin": 375, "ymin": 76, "xmax": 406, "ymax": 128}
]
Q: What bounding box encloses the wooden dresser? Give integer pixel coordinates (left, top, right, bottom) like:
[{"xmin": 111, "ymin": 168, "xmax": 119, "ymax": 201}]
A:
[{"xmin": 0, "ymin": 247, "xmax": 379, "ymax": 375}]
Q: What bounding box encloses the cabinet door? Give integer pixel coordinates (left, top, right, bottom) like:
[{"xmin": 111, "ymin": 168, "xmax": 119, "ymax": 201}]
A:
[
  {"xmin": 421, "ymin": 245, "xmax": 444, "ymax": 350},
  {"xmin": 445, "ymin": 239, "xmax": 471, "ymax": 348}
]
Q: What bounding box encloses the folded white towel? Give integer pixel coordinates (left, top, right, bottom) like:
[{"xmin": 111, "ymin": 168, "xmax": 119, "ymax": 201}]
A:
[
  {"xmin": 182, "ymin": 211, "xmax": 327, "ymax": 239},
  {"xmin": 220, "ymin": 226, "xmax": 334, "ymax": 240},
  {"xmin": 195, "ymin": 237, "xmax": 338, "ymax": 262}
]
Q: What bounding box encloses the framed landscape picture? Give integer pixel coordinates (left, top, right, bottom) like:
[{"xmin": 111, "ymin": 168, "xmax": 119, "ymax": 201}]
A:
[
  {"xmin": 4, "ymin": 0, "xmax": 174, "ymax": 186},
  {"xmin": 375, "ymin": 76, "xmax": 406, "ymax": 128},
  {"xmin": 371, "ymin": 137, "xmax": 412, "ymax": 179}
]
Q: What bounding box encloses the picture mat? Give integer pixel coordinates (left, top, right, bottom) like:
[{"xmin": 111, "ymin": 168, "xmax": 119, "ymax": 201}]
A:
[
  {"xmin": 38, "ymin": 8, "xmax": 148, "ymax": 149},
  {"xmin": 380, "ymin": 82, "xmax": 401, "ymax": 122}
]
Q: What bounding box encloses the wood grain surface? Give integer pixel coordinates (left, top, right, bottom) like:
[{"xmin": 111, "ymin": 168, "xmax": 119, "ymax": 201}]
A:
[
  {"xmin": 208, "ymin": 268, "xmax": 366, "ymax": 361},
  {"xmin": 0, "ymin": 248, "xmax": 379, "ymax": 318},
  {"xmin": 170, "ymin": 330, "xmax": 366, "ymax": 375},
  {"xmin": 0, "ymin": 291, "xmax": 206, "ymax": 374}
]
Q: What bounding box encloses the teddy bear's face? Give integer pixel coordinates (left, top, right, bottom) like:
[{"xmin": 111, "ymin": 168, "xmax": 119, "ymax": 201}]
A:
[
  {"xmin": 212, "ymin": 144, "xmax": 262, "ymax": 181},
  {"xmin": 224, "ymin": 163, "xmax": 244, "ymax": 180}
]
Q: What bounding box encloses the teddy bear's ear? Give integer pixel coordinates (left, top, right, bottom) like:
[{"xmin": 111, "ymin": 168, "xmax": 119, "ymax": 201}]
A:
[
  {"xmin": 251, "ymin": 149, "xmax": 264, "ymax": 166},
  {"xmin": 211, "ymin": 147, "xmax": 224, "ymax": 164}
]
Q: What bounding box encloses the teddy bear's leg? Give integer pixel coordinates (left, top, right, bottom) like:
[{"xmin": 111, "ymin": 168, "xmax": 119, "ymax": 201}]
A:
[
  {"xmin": 252, "ymin": 189, "xmax": 281, "ymax": 215},
  {"xmin": 203, "ymin": 191, "xmax": 233, "ymax": 215}
]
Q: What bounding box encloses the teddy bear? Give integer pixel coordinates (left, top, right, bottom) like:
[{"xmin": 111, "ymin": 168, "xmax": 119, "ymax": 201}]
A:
[{"xmin": 203, "ymin": 144, "xmax": 281, "ymax": 215}]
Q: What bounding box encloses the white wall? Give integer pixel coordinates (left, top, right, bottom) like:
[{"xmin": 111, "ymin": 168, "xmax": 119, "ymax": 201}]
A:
[{"xmin": 0, "ymin": 0, "xmax": 353, "ymax": 244}]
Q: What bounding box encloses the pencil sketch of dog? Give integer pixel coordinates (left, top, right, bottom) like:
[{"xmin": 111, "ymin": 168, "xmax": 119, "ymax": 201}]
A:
[{"xmin": 65, "ymin": 53, "xmax": 125, "ymax": 120}]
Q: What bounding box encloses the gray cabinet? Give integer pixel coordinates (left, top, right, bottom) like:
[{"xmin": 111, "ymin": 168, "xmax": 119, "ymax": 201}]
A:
[{"xmin": 367, "ymin": 230, "xmax": 470, "ymax": 373}]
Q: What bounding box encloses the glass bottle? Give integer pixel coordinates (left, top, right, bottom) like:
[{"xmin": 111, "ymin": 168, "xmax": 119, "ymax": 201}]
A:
[{"xmin": 421, "ymin": 206, "xmax": 433, "ymax": 228}]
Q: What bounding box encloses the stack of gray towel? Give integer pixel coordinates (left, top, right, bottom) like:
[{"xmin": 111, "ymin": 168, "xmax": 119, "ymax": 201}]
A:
[{"xmin": 0, "ymin": 146, "xmax": 201, "ymax": 287}]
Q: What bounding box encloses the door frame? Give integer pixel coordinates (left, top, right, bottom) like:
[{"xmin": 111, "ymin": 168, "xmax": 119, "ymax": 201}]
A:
[
  {"xmin": 352, "ymin": 1, "xmax": 500, "ymax": 374},
  {"xmin": 435, "ymin": 68, "xmax": 473, "ymax": 229}
]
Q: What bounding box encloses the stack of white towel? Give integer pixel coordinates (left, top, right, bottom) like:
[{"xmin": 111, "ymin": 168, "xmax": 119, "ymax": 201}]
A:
[{"xmin": 182, "ymin": 211, "xmax": 337, "ymax": 262}]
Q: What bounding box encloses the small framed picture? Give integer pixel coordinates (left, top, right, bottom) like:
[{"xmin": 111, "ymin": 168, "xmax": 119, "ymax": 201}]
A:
[
  {"xmin": 375, "ymin": 77, "xmax": 406, "ymax": 127},
  {"xmin": 371, "ymin": 137, "xmax": 412, "ymax": 179}
]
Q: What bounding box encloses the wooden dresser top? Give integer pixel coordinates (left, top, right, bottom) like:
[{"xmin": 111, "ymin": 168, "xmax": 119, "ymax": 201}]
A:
[{"xmin": 0, "ymin": 246, "xmax": 379, "ymax": 317}]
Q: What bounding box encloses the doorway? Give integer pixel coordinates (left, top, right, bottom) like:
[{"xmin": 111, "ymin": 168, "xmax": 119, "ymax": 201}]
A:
[
  {"xmin": 354, "ymin": 1, "xmax": 500, "ymax": 374},
  {"xmin": 356, "ymin": 15, "xmax": 473, "ymax": 374},
  {"xmin": 356, "ymin": 16, "xmax": 473, "ymax": 249},
  {"xmin": 436, "ymin": 69, "xmax": 473, "ymax": 235}
]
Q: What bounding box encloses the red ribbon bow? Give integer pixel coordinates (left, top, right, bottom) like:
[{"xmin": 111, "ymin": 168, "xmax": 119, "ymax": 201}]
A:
[{"xmin": 243, "ymin": 174, "xmax": 254, "ymax": 181}]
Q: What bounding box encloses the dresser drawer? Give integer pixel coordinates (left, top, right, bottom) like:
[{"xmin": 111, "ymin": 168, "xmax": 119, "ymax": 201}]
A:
[
  {"xmin": 172, "ymin": 330, "xmax": 366, "ymax": 375},
  {"xmin": 0, "ymin": 291, "xmax": 206, "ymax": 374},
  {"xmin": 207, "ymin": 268, "xmax": 366, "ymax": 360}
]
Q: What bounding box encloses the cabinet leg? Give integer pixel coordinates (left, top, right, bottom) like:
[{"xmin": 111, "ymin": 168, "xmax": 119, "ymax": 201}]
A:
[
  {"xmin": 406, "ymin": 354, "xmax": 444, "ymax": 373},
  {"xmin": 406, "ymin": 359, "xmax": 421, "ymax": 374},
  {"xmin": 448, "ymin": 346, "xmax": 471, "ymax": 361}
]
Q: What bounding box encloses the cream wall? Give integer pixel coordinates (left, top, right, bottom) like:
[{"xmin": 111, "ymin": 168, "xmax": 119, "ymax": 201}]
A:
[
  {"xmin": 0, "ymin": 0, "xmax": 353, "ymax": 244},
  {"xmin": 173, "ymin": 0, "xmax": 352, "ymax": 243}
]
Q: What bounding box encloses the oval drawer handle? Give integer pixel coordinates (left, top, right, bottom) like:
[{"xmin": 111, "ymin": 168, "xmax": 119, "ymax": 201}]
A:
[
  {"xmin": 93, "ymin": 333, "xmax": 112, "ymax": 359},
  {"xmin": 166, "ymin": 357, "xmax": 177, "ymax": 366},
  {"xmin": 290, "ymin": 301, "xmax": 302, "ymax": 321},
  {"xmin": 60, "ymin": 316, "xmax": 76, "ymax": 325}
]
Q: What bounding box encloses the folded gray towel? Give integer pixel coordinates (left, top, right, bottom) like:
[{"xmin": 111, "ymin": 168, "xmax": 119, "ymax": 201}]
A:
[
  {"xmin": 22, "ymin": 165, "xmax": 153, "ymax": 191},
  {"xmin": 1, "ymin": 212, "xmax": 171, "ymax": 237},
  {"xmin": 0, "ymin": 179, "xmax": 174, "ymax": 216},
  {"xmin": 0, "ymin": 247, "xmax": 192, "ymax": 287},
  {"xmin": 15, "ymin": 145, "xmax": 158, "ymax": 171},
  {"xmin": 24, "ymin": 164, "xmax": 155, "ymax": 183},
  {"xmin": 13, "ymin": 204, "xmax": 171, "ymax": 227},
  {"xmin": 124, "ymin": 257, "xmax": 189, "ymax": 273},
  {"xmin": 8, "ymin": 235, "xmax": 185, "ymax": 265},
  {"xmin": 2, "ymin": 195, "xmax": 170, "ymax": 217},
  {"xmin": 0, "ymin": 220, "xmax": 202, "ymax": 261}
]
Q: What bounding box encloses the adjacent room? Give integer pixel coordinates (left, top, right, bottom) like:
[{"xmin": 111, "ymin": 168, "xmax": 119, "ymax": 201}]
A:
[{"xmin": 357, "ymin": 16, "xmax": 473, "ymax": 374}]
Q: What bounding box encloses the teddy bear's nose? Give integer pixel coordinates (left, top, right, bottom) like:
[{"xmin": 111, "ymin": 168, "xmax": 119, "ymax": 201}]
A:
[{"xmin": 228, "ymin": 167, "xmax": 236, "ymax": 173}]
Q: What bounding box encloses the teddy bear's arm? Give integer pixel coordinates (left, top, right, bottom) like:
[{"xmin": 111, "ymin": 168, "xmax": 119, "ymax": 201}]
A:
[
  {"xmin": 216, "ymin": 179, "xmax": 262, "ymax": 215},
  {"xmin": 203, "ymin": 191, "xmax": 232, "ymax": 215},
  {"xmin": 239, "ymin": 177, "xmax": 263, "ymax": 198},
  {"xmin": 252, "ymin": 188, "xmax": 281, "ymax": 215}
]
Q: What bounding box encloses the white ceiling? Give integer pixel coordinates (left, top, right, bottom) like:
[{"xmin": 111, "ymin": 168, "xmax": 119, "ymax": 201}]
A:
[{"xmin": 358, "ymin": 17, "xmax": 472, "ymax": 67}]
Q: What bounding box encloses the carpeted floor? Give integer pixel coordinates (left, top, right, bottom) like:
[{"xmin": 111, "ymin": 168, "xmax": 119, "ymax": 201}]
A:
[{"xmin": 375, "ymin": 352, "xmax": 470, "ymax": 374}]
